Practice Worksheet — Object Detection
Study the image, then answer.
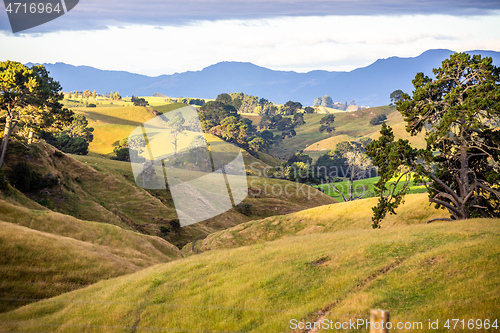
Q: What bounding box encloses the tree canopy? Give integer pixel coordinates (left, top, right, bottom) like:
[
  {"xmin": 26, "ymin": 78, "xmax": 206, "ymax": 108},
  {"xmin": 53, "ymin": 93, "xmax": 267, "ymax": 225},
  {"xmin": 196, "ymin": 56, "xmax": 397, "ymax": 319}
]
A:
[
  {"xmin": 366, "ymin": 53, "xmax": 500, "ymax": 228},
  {"xmin": 319, "ymin": 114, "xmax": 336, "ymax": 135},
  {"xmin": 0, "ymin": 61, "xmax": 72, "ymax": 167}
]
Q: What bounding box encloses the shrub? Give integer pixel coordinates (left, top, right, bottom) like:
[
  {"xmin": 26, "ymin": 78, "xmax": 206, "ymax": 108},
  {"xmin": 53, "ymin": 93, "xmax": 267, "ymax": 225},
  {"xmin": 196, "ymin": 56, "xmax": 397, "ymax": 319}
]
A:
[
  {"xmin": 48, "ymin": 134, "xmax": 89, "ymax": 155},
  {"xmin": 159, "ymin": 226, "xmax": 171, "ymax": 236},
  {"xmin": 370, "ymin": 114, "xmax": 387, "ymax": 126},
  {"xmin": 236, "ymin": 203, "xmax": 252, "ymax": 216},
  {"xmin": 111, "ymin": 147, "xmax": 130, "ymax": 162},
  {"xmin": 169, "ymin": 219, "xmax": 181, "ymax": 230}
]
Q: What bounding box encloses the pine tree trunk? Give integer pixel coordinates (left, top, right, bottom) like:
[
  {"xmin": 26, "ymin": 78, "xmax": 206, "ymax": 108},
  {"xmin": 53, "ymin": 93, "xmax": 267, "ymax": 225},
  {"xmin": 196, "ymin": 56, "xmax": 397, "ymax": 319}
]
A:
[{"xmin": 27, "ymin": 129, "xmax": 34, "ymax": 145}]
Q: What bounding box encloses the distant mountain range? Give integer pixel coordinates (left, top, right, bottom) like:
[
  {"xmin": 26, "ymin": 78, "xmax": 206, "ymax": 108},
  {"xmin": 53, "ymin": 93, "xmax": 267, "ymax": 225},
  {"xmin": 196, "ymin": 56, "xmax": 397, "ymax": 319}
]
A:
[{"xmin": 28, "ymin": 49, "xmax": 500, "ymax": 107}]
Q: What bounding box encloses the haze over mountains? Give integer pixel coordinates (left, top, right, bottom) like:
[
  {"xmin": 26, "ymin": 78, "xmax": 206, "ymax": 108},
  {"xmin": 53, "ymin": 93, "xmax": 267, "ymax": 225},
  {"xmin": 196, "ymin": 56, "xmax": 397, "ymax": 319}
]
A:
[{"xmin": 30, "ymin": 49, "xmax": 500, "ymax": 107}]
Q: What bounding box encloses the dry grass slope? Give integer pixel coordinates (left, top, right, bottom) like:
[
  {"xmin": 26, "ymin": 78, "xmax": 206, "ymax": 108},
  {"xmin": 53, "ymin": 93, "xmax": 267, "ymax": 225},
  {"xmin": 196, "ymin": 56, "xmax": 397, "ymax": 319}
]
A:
[
  {"xmin": 1, "ymin": 218, "xmax": 498, "ymax": 332},
  {"xmin": 194, "ymin": 193, "xmax": 445, "ymax": 252},
  {"xmin": 0, "ymin": 199, "xmax": 183, "ymax": 313}
]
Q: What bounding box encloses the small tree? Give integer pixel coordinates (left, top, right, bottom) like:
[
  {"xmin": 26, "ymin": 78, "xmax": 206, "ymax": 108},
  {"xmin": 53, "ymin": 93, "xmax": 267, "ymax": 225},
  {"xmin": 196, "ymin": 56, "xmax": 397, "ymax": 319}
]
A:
[
  {"xmin": 390, "ymin": 89, "xmax": 404, "ymax": 104},
  {"xmin": 319, "ymin": 114, "xmax": 335, "ymax": 135},
  {"xmin": 166, "ymin": 112, "xmax": 185, "ymax": 158},
  {"xmin": 0, "ymin": 62, "xmax": 71, "ymax": 167}
]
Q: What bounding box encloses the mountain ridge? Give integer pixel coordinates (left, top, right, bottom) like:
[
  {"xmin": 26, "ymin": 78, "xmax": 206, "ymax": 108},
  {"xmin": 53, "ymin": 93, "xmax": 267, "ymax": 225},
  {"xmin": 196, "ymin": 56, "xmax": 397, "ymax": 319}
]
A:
[{"xmin": 26, "ymin": 49, "xmax": 500, "ymax": 106}]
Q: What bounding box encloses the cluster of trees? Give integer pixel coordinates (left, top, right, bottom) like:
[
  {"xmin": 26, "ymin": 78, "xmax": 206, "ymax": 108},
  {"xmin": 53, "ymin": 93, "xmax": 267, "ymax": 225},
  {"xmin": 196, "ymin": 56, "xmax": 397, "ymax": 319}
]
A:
[
  {"xmin": 258, "ymin": 113, "xmax": 305, "ymax": 139},
  {"xmin": 108, "ymin": 91, "xmax": 122, "ymax": 100},
  {"xmin": 131, "ymin": 96, "xmax": 149, "ymax": 107},
  {"xmin": 367, "ymin": 53, "xmax": 500, "ymax": 227},
  {"xmin": 176, "ymin": 97, "xmax": 205, "ymax": 106},
  {"xmin": 214, "ymin": 93, "xmax": 278, "ymax": 115},
  {"xmin": 0, "ymin": 61, "xmax": 95, "ymax": 169}
]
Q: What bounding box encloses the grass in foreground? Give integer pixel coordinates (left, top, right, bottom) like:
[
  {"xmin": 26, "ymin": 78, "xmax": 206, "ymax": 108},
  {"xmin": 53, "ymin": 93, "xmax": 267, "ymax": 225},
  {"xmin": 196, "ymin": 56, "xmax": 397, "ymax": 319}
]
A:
[{"xmin": 0, "ymin": 218, "xmax": 498, "ymax": 332}]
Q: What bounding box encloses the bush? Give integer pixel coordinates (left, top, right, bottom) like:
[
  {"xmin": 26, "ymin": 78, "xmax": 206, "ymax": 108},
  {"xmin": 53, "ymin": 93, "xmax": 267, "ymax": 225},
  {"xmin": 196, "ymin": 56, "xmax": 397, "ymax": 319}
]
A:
[
  {"xmin": 370, "ymin": 114, "xmax": 387, "ymax": 126},
  {"xmin": 87, "ymin": 103, "xmax": 96, "ymax": 107},
  {"xmin": 169, "ymin": 219, "xmax": 181, "ymax": 229},
  {"xmin": 159, "ymin": 226, "xmax": 171, "ymax": 236},
  {"xmin": 48, "ymin": 134, "xmax": 89, "ymax": 155},
  {"xmin": 111, "ymin": 147, "xmax": 130, "ymax": 162},
  {"xmin": 8, "ymin": 162, "xmax": 58, "ymax": 192},
  {"xmin": 236, "ymin": 203, "xmax": 252, "ymax": 216}
]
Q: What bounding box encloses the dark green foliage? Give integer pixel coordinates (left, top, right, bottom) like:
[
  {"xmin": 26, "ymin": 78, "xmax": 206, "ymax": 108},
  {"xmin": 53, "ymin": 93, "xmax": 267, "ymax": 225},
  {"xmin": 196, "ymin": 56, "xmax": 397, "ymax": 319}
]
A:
[
  {"xmin": 111, "ymin": 147, "xmax": 130, "ymax": 162},
  {"xmin": 199, "ymin": 101, "xmax": 238, "ymax": 130},
  {"xmin": 366, "ymin": 124, "xmax": 418, "ymax": 228},
  {"xmin": 259, "ymin": 130, "xmax": 274, "ymax": 142},
  {"xmin": 48, "ymin": 134, "xmax": 89, "ymax": 155},
  {"xmin": 169, "ymin": 219, "xmax": 181, "ymax": 229},
  {"xmin": 293, "ymin": 113, "xmax": 306, "ymax": 127},
  {"xmin": 282, "ymin": 101, "xmax": 302, "ymax": 115},
  {"xmin": 248, "ymin": 137, "xmax": 269, "ymax": 153},
  {"xmin": 9, "ymin": 162, "xmax": 59, "ymax": 193},
  {"xmin": 287, "ymin": 152, "xmax": 313, "ymax": 165},
  {"xmin": 131, "ymin": 96, "xmax": 149, "ymax": 107},
  {"xmin": 159, "ymin": 226, "xmax": 171, "ymax": 236},
  {"xmin": 235, "ymin": 203, "xmax": 252, "ymax": 216},
  {"xmin": 216, "ymin": 93, "xmax": 232, "ymax": 105},
  {"xmin": 319, "ymin": 114, "xmax": 336, "ymax": 134},
  {"xmin": 11, "ymin": 162, "xmax": 32, "ymax": 192},
  {"xmin": 62, "ymin": 114, "xmax": 94, "ymax": 143},
  {"xmin": 369, "ymin": 114, "xmax": 387, "ymax": 125},
  {"xmin": 304, "ymin": 106, "xmax": 315, "ymax": 114}
]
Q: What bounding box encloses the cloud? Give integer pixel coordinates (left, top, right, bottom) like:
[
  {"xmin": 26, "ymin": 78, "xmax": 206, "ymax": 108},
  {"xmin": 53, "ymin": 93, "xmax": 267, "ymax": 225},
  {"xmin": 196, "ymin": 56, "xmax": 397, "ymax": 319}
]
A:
[
  {"xmin": 1, "ymin": 14, "xmax": 499, "ymax": 76},
  {"xmin": 1, "ymin": 0, "xmax": 500, "ymax": 33}
]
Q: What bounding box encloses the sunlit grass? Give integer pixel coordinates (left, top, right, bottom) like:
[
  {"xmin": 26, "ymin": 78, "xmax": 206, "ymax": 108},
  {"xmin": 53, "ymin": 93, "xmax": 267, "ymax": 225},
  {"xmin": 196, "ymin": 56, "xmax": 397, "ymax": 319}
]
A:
[{"xmin": 1, "ymin": 218, "xmax": 497, "ymax": 332}]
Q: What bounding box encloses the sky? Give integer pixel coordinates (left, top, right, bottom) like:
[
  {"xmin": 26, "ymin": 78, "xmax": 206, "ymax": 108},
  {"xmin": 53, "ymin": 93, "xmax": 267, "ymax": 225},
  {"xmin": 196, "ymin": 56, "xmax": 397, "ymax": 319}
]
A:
[{"xmin": 0, "ymin": 0, "xmax": 499, "ymax": 76}]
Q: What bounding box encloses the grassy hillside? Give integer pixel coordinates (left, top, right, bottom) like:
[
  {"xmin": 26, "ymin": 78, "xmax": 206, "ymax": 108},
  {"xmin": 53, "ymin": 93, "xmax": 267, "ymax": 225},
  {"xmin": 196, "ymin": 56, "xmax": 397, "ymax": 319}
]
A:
[
  {"xmin": 1, "ymin": 218, "xmax": 497, "ymax": 332},
  {"xmin": 191, "ymin": 193, "xmax": 445, "ymax": 252},
  {"xmin": 2, "ymin": 141, "xmax": 334, "ymax": 248},
  {"xmin": 303, "ymin": 106, "xmax": 426, "ymax": 161},
  {"xmin": 71, "ymin": 104, "xmax": 157, "ymax": 155},
  {"xmin": 0, "ymin": 199, "xmax": 183, "ymax": 313}
]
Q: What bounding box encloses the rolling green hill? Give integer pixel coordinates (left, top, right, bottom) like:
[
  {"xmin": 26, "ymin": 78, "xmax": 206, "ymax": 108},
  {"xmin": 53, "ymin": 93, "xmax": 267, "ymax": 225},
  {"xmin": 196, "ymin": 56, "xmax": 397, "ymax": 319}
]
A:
[
  {"xmin": 189, "ymin": 193, "xmax": 446, "ymax": 253},
  {"xmin": 2, "ymin": 139, "xmax": 335, "ymax": 249},
  {"xmin": 241, "ymin": 106, "xmax": 426, "ymax": 162},
  {"xmin": 1, "ymin": 217, "xmax": 497, "ymax": 332}
]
